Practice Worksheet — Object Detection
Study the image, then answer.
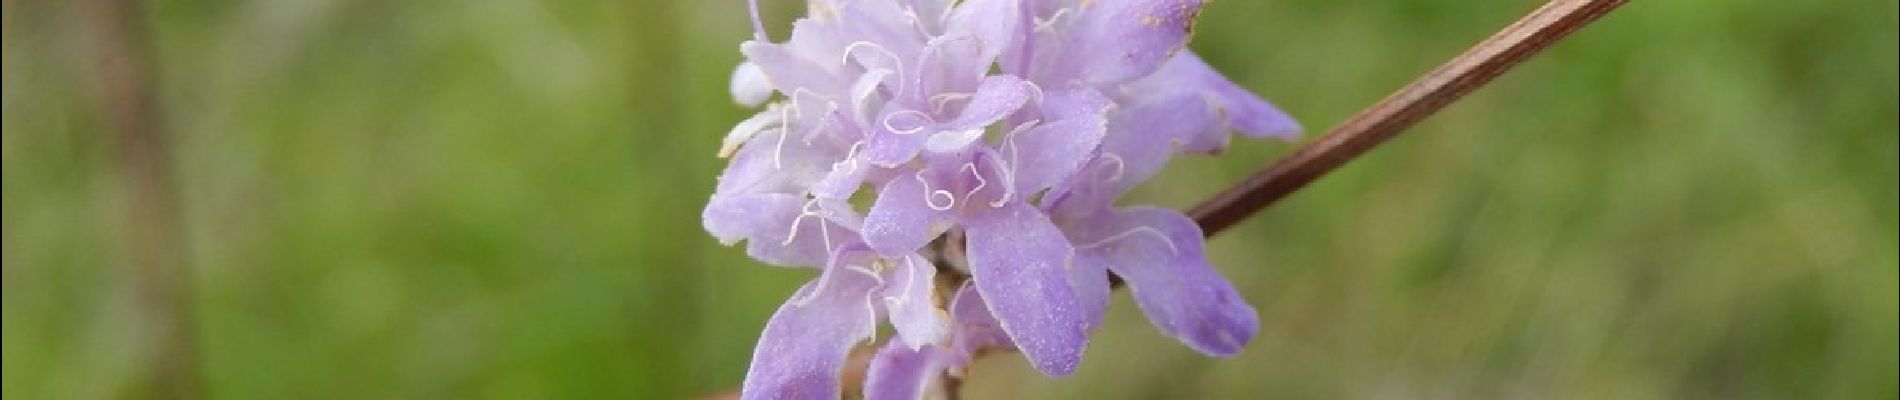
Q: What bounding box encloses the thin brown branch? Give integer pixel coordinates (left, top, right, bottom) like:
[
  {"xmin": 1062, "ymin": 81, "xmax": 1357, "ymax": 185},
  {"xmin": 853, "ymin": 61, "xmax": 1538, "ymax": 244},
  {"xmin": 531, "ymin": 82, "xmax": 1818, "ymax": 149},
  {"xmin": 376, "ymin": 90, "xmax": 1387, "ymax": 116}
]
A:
[
  {"xmin": 1189, "ymin": 0, "xmax": 1629, "ymax": 236},
  {"xmin": 74, "ymin": 0, "xmax": 201, "ymax": 398}
]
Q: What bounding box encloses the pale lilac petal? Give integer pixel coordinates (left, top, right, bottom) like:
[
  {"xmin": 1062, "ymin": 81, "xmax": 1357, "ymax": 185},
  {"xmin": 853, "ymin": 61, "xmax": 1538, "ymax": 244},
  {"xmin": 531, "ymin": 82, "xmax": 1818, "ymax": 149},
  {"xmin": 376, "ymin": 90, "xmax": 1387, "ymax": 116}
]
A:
[
  {"xmin": 913, "ymin": 34, "xmax": 988, "ymax": 99},
  {"xmin": 947, "ymin": 283, "xmax": 1009, "ymax": 352},
  {"xmin": 731, "ymin": 61, "xmax": 774, "ymax": 107},
  {"xmin": 945, "ymin": 74, "xmax": 1033, "ymax": 129},
  {"xmin": 1045, "ymin": 94, "xmax": 1211, "ymax": 218},
  {"xmin": 811, "ymin": 145, "xmax": 872, "ymax": 202},
  {"xmin": 746, "ymin": 211, "xmax": 844, "ymax": 268},
  {"xmin": 1067, "ymin": 247, "xmax": 1112, "ymax": 331},
  {"xmin": 862, "ymin": 104, "xmax": 934, "ymax": 166},
  {"xmin": 703, "ymin": 193, "xmax": 832, "ymax": 268},
  {"xmin": 1067, "ymin": 207, "xmax": 1258, "ymax": 356},
  {"xmin": 817, "ymin": 196, "xmax": 867, "ymax": 232},
  {"xmin": 1007, "ymin": 113, "xmax": 1105, "ymax": 194},
  {"xmin": 1127, "ymin": 51, "xmax": 1301, "ymax": 142},
  {"xmin": 712, "ymin": 127, "xmax": 788, "ymax": 195},
  {"xmin": 862, "ymin": 171, "xmax": 953, "ymax": 256},
  {"xmin": 922, "ymin": 127, "xmax": 987, "ymax": 154},
  {"xmin": 720, "ymin": 104, "xmax": 785, "ymax": 158},
  {"xmin": 963, "ymin": 202, "xmax": 1087, "ymax": 376},
  {"xmin": 849, "ymin": 69, "xmax": 897, "ymax": 129},
  {"xmin": 1061, "ymin": 0, "xmax": 1207, "ymax": 84},
  {"xmin": 703, "ymin": 193, "xmax": 801, "ymax": 246},
  {"xmin": 945, "ymin": 0, "xmax": 1023, "ymax": 61},
  {"xmin": 863, "ymin": 341, "xmax": 946, "ymax": 400},
  {"xmin": 742, "ymin": 40, "xmax": 848, "ymax": 96},
  {"xmin": 716, "ymin": 121, "xmax": 840, "ymax": 198},
  {"xmin": 782, "ymin": 18, "xmax": 860, "ymax": 77},
  {"xmin": 1037, "ymin": 86, "xmax": 1112, "ymax": 121},
  {"xmin": 740, "ymin": 256, "xmax": 883, "ymax": 400},
  {"xmin": 883, "ymin": 254, "xmax": 951, "ymax": 349},
  {"xmin": 833, "ymin": 1, "xmax": 929, "ymax": 60}
]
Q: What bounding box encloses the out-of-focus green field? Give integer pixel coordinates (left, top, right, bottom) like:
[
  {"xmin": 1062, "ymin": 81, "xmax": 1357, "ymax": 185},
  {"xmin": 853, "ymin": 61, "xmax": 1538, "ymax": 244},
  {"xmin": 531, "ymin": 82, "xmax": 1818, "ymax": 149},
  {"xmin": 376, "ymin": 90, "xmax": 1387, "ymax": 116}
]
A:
[{"xmin": 4, "ymin": 0, "xmax": 1895, "ymax": 398}]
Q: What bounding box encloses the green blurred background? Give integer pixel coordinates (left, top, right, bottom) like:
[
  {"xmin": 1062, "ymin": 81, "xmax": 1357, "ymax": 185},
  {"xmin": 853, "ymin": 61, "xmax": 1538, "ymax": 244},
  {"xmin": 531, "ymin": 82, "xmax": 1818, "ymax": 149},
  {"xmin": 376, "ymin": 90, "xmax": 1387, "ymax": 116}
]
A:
[{"xmin": 4, "ymin": 0, "xmax": 1896, "ymax": 398}]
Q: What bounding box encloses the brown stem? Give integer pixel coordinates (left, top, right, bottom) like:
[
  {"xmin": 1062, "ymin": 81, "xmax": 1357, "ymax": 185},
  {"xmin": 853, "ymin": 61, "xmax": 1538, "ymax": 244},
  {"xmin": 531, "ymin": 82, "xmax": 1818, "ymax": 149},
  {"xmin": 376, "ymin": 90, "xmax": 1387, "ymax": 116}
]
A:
[
  {"xmin": 74, "ymin": 0, "xmax": 201, "ymax": 398},
  {"xmin": 1189, "ymin": 0, "xmax": 1629, "ymax": 236}
]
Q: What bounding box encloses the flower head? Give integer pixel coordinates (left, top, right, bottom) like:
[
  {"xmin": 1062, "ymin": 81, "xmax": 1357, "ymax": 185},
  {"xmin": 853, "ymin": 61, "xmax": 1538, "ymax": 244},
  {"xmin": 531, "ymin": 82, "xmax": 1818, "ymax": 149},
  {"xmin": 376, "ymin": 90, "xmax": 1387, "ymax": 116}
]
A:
[{"xmin": 705, "ymin": 0, "xmax": 1301, "ymax": 398}]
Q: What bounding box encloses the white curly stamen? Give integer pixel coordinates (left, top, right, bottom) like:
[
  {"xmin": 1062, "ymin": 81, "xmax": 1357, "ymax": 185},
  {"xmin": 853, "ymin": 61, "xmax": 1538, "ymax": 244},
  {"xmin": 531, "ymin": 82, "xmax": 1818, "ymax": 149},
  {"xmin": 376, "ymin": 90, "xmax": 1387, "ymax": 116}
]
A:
[
  {"xmin": 848, "ymin": 264, "xmax": 884, "ymax": 281},
  {"xmin": 788, "ymin": 88, "xmax": 842, "ymax": 145},
  {"xmin": 1075, "ymin": 226, "xmax": 1180, "ymax": 255},
  {"xmin": 917, "ymin": 172, "xmax": 955, "ymax": 211},
  {"xmin": 773, "ymin": 124, "xmax": 790, "ymax": 170},
  {"xmin": 843, "ymin": 41, "xmax": 906, "ymax": 98},
  {"xmin": 883, "ymin": 255, "xmax": 919, "ymax": 308},
  {"xmin": 960, "ymin": 162, "xmax": 988, "ymax": 208},
  {"xmin": 883, "ymin": 109, "xmax": 932, "ymax": 135},
  {"xmin": 851, "ymin": 69, "xmax": 893, "ymax": 127},
  {"xmin": 1023, "ymin": 80, "xmax": 1046, "ymax": 107},
  {"xmin": 780, "ymin": 199, "xmax": 817, "ymax": 246},
  {"xmin": 1098, "ymin": 153, "xmax": 1127, "ymax": 182},
  {"xmin": 807, "ymin": 106, "xmax": 841, "ymax": 145},
  {"xmin": 835, "ymin": 261, "xmax": 887, "ymax": 342},
  {"xmin": 929, "ymin": 92, "xmax": 973, "ymax": 116},
  {"xmin": 719, "ymin": 103, "xmax": 785, "ymax": 158},
  {"xmin": 993, "ymin": 120, "xmax": 1038, "ymax": 207},
  {"xmin": 1035, "ymin": 8, "xmax": 1072, "ymax": 32},
  {"xmin": 899, "ymin": 7, "xmax": 934, "ymax": 38},
  {"xmin": 789, "ymin": 261, "xmax": 838, "ymax": 307},
  {"xmin": 831, "ymin": 141, "xmax": 867, "ymax": 174},
  {"xmin": 814, "ymin": 206, "xmax": 834, "ymax": 255}
]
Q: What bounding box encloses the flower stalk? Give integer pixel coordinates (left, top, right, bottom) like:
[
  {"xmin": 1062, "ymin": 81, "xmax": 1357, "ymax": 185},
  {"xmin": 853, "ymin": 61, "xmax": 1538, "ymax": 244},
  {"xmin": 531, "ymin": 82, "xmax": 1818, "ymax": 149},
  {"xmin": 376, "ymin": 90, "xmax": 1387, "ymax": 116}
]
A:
[{"xmin": 1189, "ymin": 0, "xmax": 1631, "ymax": 236}]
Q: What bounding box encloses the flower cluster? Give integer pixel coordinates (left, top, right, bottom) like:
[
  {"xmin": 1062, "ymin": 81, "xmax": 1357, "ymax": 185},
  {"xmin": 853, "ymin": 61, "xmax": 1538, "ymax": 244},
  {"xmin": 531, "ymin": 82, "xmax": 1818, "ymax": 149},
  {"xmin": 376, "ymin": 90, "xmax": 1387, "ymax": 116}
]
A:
[{"xmin": 703, "ymin": 0, "xmax": 1299, "ymax": 398}]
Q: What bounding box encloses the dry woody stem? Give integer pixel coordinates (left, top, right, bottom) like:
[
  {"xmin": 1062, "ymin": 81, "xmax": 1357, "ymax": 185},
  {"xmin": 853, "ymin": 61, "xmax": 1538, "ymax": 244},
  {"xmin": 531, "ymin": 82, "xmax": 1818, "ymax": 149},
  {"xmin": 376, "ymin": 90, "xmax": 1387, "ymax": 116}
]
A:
[{"xmin": 1188, "ymin": 0, "xmax": 1629, "ymax": 235}]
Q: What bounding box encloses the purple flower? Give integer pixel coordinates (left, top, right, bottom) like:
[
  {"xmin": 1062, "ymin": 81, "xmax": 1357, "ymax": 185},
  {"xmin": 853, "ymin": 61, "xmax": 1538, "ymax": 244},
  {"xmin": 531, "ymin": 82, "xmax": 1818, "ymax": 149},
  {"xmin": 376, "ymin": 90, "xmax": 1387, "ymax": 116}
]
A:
[
  {"xmin": 706, "ymin": 0, "xmax": 1301, "ymax": 398},
  {"xmin": 743, "ymin": 242, "xmax": 953, "ymax": 399},
  {"xmin": 863, "ymin": 283, "xmax": 1011, "ymax": 399}
]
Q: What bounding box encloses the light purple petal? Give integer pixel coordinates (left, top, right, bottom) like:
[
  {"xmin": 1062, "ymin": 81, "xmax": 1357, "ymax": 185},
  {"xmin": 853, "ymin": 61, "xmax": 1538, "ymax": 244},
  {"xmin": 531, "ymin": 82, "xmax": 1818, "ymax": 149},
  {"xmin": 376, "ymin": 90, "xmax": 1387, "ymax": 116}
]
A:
[
  {"xmin": 1067, "ymin": 207, "xmax": 1258, "ymax": 356},
  {"xmin": 862, "ymin": 104, "xmax": 934, "ymax": 167},
  {"xmin": 1037, "ymin": 86, "xmax": 1112, "ymax": 121},
  {"xmin": 811, "ymin": 146, "xmax": 872, "ymax": 202},
  {"xmin": 833, "ymin": 0, "xmax": 929, "ymax": 62},
  {"xmin": 945, "ymin": 74, "xmax": 1033, "ymax": 129},
  {"xmin": 865, "ymin": 283, "xmax": 1013, "ymax": 400},
  {"xmin": 1044, "ymin": 93, "xmax": 1211, "ymax": 219},
  {"xmin": 704, "ymin": 193, "xmax": 833, "ymax": 268},
  {"xmin": 963, "ymin": 202, "xmax": 1087, "ymax": 376},
  {"xmin": 1059, "ymin": 0, "xmax": 1207, "ymax": 85},
  {"xmin": 945, "ymin": 0, "xmax": 1023, "ymax": 61},
  {"xmin": 883, "ymin": 254, "xmax": 951, "ymax": 349},
  {"xmin": 720, "ymin": 104, "xmax": 783, "ymax": 158},
  {"xmin": 740, "ymin": 253, "xmax": 883, "ymax": 400},
  {"xmin": 731, "ymin": 61, "xmax": 774, "ymax": 107},
  {"xmin": 1067, "ymin": 246, "xmax": 1112, "ymax": 331},
  {"xmin": 1127, "ymin": 51, "xmax": 1301, "ymax": 143},
  {"xmin": 913, "ymin": 34, "xmax": 988, "ymax": 99},
  {"xmin": 783, "ymin": 17, "xmax": 852, "ymax": 62},
  {"xmin": 1007, "ymin": 112, "xmax": 1105, "ymax": 194},
  {"xmin": 946, "ymin": 283, "xmax": 1014, "ymax": 357},
  {"xmin": 742, "ymin": 39, "xmax": 848, "ymax": 96},
  {"xmin": 863, "ymin": 341, "xmax": 947, "ymax": 400},
  {"xmin": 713, "ymin": 127, "xmax": 792, "ymax": 195},
  {"xmin": 862, "ymin": 170, "xmax": 953, "ymax": 256}
]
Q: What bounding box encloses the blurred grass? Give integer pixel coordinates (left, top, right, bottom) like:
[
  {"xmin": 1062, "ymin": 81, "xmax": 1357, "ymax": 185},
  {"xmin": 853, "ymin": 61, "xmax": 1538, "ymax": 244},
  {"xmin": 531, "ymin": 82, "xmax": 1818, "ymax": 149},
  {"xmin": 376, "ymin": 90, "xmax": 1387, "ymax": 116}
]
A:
[{"xmin": 3, "ymin": 0, "xmax": 1895, "ymax": 398}]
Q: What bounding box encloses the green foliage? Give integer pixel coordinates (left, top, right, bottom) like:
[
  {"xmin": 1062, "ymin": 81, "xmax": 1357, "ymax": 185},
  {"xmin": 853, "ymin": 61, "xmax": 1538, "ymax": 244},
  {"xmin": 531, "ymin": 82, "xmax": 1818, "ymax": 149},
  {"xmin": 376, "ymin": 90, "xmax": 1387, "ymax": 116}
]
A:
[{"xmin": 4, "ymin": 0, "xmax": 1894, "ymax": 398}]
